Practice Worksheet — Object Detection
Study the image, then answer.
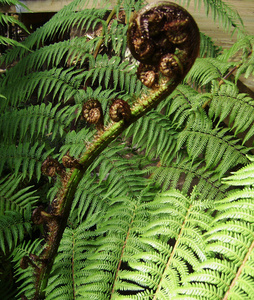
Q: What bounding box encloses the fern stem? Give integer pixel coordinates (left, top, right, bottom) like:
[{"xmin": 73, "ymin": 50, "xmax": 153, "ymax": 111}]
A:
[
  {"xmin": 93, "ymin": 7, "xmax": 116, "ymax": 59},
  {"xmin": 71, "ymin": 231, "xmax": 76, "ymax": 299},
  {"xmin": 35, "ymin": 76, "xmax": 180, "ymax": 299},
  {"xmin": 110, "ymin": 204, "xmax": 136, "ymax": 298},
  {"xmin": 222, "ymin": 239, "xmax": 254, "ymax": 300},
  {"xmin": 153, "ymin": 202, "xmax": 192, "ymax": 299}
]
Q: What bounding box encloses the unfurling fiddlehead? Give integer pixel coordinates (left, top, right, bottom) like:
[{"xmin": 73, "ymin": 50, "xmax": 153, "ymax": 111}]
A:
[
  {"xmin": 109, "ymin": 99, "xmax": 131, "ymax": 122},
  {"xmin": 41, "ymin": 157, "xmax": 65, "ymax": 178},
  {"xmin": 30, "ymin": 2, "xmax": 200, "ymax": 299},
  {"xmin": 82, "ymin": 99, "xmax": 104, "ymax": 129},
  {"xmin": 127, "ymin": 1, "xmax": 200, "ymax": 88},
  {"xmin": 62, "ymin": 152, "xmax": 82, "ymax": 169}
]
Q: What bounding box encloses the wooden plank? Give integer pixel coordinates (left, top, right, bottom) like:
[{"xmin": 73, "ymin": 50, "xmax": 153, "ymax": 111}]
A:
[{"xmin": 0, "ymin": 0, "xmax": 116, "ymax": 13}]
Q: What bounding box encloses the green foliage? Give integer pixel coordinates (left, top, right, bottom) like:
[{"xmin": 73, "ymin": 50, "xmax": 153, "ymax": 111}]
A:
[
  {"xmin": 0, "ymin": 0, "xmax": 29, "ymax": 49},
  {"xmin": 1, "ymin": 0, "xmax": 254, "ymax": 299}
]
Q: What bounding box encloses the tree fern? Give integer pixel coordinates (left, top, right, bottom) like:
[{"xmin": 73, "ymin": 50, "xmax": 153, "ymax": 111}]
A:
[
  {"xmin": 177, "ymin": 112, "xmax": 251, "ymax": 175},
  {"xmin": 1, "ymin": 0, "xmax": 254, "ymax": 299}
]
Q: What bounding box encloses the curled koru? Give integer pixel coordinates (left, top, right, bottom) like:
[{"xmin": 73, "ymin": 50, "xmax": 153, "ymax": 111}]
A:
[{"xmin": 127, "ymin": 1, "xmax": 200, "ymax": 88}]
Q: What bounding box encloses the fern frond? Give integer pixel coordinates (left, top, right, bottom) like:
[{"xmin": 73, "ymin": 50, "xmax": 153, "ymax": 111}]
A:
[
  {"xmin": 89, "ymin": 142, "xmax": 149, "ymax": 198},
  {"xmin": 222, "ymin": 158, "xmax": 254, "ymax": 186},
  {"xmin": 11, "ymin": 239, "xmax": 43, "ymax": 299},
  {"xmin": 0, "ymin": 210, "xmax": 31, "ymax": 254},
  {"xmin": 177, "ymin": 163, "xmax": 254, "ymax": 299},
  {"xmin": 148, "ymin": 158, "xmax": 229, "ymax": 200},
  {"xmin": 0, "ymin": 0, "xmax": 28, "ymax": 7},
  {"xmin": 0, "ymin": 103, "xmax": 79, "ymax": 144},
  {"xmin": 0, "ymin": 142, "xmax": 54, "ymax": 180},
  {"xmin": 2, "ymin": 67, "xmax": 84, "ymax": 107},
  {"xmin": 105, "ymin": 20, "xmax": 128, "ymax": 56},
  {"xmin": 82, "ymin": 54, "xmax": 142, "ymax": 95},
  {"xmin": 46, "ymin": 215, "xmax": 100, "ymax": 300},
  {"xmin": 0, "ymin": 174, "xmax": 38, "ymax": 216},
  {"xmin": 59, "ymin": 127, "xmax": 93, "ymax": 159},
  {"xmin": 186, "ymin": 0, "xmax": 245, "ymax": 38},
  {"xmin": 219, "ymin": 34, "xmax": 254, "ymax": 62},
  {"xmin": 199, "ymin": 32, "xmax": 222, "ymax": 58},
  {"xmin": 124, "ymin": 110, "xmax": 178, "ymax": 163},
  {"xmin": 218, "ymin": 35, "xmax": 254, "ymax": 81},
  {"xmin": 0, "ymin": 2, "xmax": 109, "ymax": 65},
  {"xmin": 70, "ymin": 172, "xmax": 109, "ymax": 223},
  {"xmin": 0, "ymin": 36, "xmax": 29, "ymax": 49},
  {"xmin": 113, "ymin": 189, "xmax": 212, "ymax": 298},
  {"xmin": 177, "ymin": 114, "xmax": 250, "ymax": 175},
  {"xmin": 185, "ymin": 57, "xmax": 233, "ymax": 87},
  {"xmin": 0, "ymin": 13, "xmax": 29, "ymax": 33},
  {"xmin": 165, "ymin": 84, "xmax": 208, "ymax": 128},
  {"xmin": 78, "ymin": 194, "xmax": 153, "ymax": 299},
  {"xmin": 209, "ymin": 82, "xmax": 254, "ymax": 143}
]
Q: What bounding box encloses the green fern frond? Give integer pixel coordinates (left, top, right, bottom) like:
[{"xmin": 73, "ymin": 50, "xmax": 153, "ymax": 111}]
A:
[
  {"xmin": 177, "ymin": 114, "xmax": 250, "ymax": 174},
  {"xmin": 222, "ymin": 157, "xmax": 254, "ymax": 186},
  {"xmin": 2, "ymin": 67, "xmax": 84, "ymax": 107},
  {"xmin": 148, "ymin": 158, "xmax": 229, "ymax": 200},
  {"xmin": 209, "ymin": 82, "xmax": 254, "ymax": 143},
  {"xmin": 0, "ymin": 174, "xmax": 38, "ymax": 216},
  {"xmin": 185, "ymin": 57, "xmax": 233, "ymax": 87},
  {"xmin": 0, "ymin": 142, "xmax": 54, "ymax": 180},
  {"xmin": 0, "ymin": 0, "xmax": 28, "ymax": 7},
  {"xmin": 82, "ymin": 54, "xmax": 142, "ymax": 95},
  {"xmin": 78, "ymin": 194, "xmax": 153, "ymax": 299},
  {"xmin": 186, "ymin": 0, "xmax": 245, "ymax": 38},
  {"xmin": 124, "ymin": 110, "xmax": 178, "ymax": 163},
  {"xmin": 218, "ymin": 35, "xmax": 254, "ymax": 81},
  {"xmin": 11, "ymin": 239, "xmax": 43, "ymax": 299},
  {"xmin": 89, "ymin": 142, "xmax": 149, "ymax": 198},
  {"xmin": 165, "ymin": 84, "xmax": 208, "ymax": 128},
  {"xmin": 105, "ymin": 20, "xmax": 128, "ymax": 56},
  {"xmin": 235, "ymin": 49, "xmax": 254, "ymax": 82},
  {"xmin": 0, "ymin": 13, "xmax": 29, "ymax": 33},
  {"xmin": 59, "ymin": 127, "xmax": 92, "ymax": 159},
  {"xmin": 199, "ymin": 32, "xmax": 222, "ymax": 58},
  {"xmin": 46, "ymin": 215, "xmax": 100, "ymax": 300},
  {"xmin": 0, "ymin": 103, "xmax": 79, "ymax": 144},
  {"xmin": 107, "ymin": 189, "xmax": 211, "ymax": 298},
  {"xmin": 0, "ymin": 2, "xmax": 109, "ymax": 65},
  {"xmin": 116, "ymin": 0, "xmax": 145, "ymax": 21},
  {"xmin": 0, "ymin": 210, "xmax": 31, "ymax": 254},
  {"xmin": 177, "ymin": 162, "xmax": 254, "ymax": 299},
  {"xmin": 219, "ymin": 35, "xmax": 254, "ymax": 63},
  {"xmin": 70, "ymin": 172, "xmax": 109, "ymax": 222}
]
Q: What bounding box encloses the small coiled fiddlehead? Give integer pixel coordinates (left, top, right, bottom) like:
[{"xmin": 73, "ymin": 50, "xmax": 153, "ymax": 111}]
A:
[
  {"xmin": 82, "ymin": 99, "xmax": 104, "ymax": 129},
  {"xmin": 109, "ymin": 99, "xmax": 131, "ymax": 122},
  {"xmin": 127, "ymin": 1, "xmax": 200, "ymax": 88}
]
